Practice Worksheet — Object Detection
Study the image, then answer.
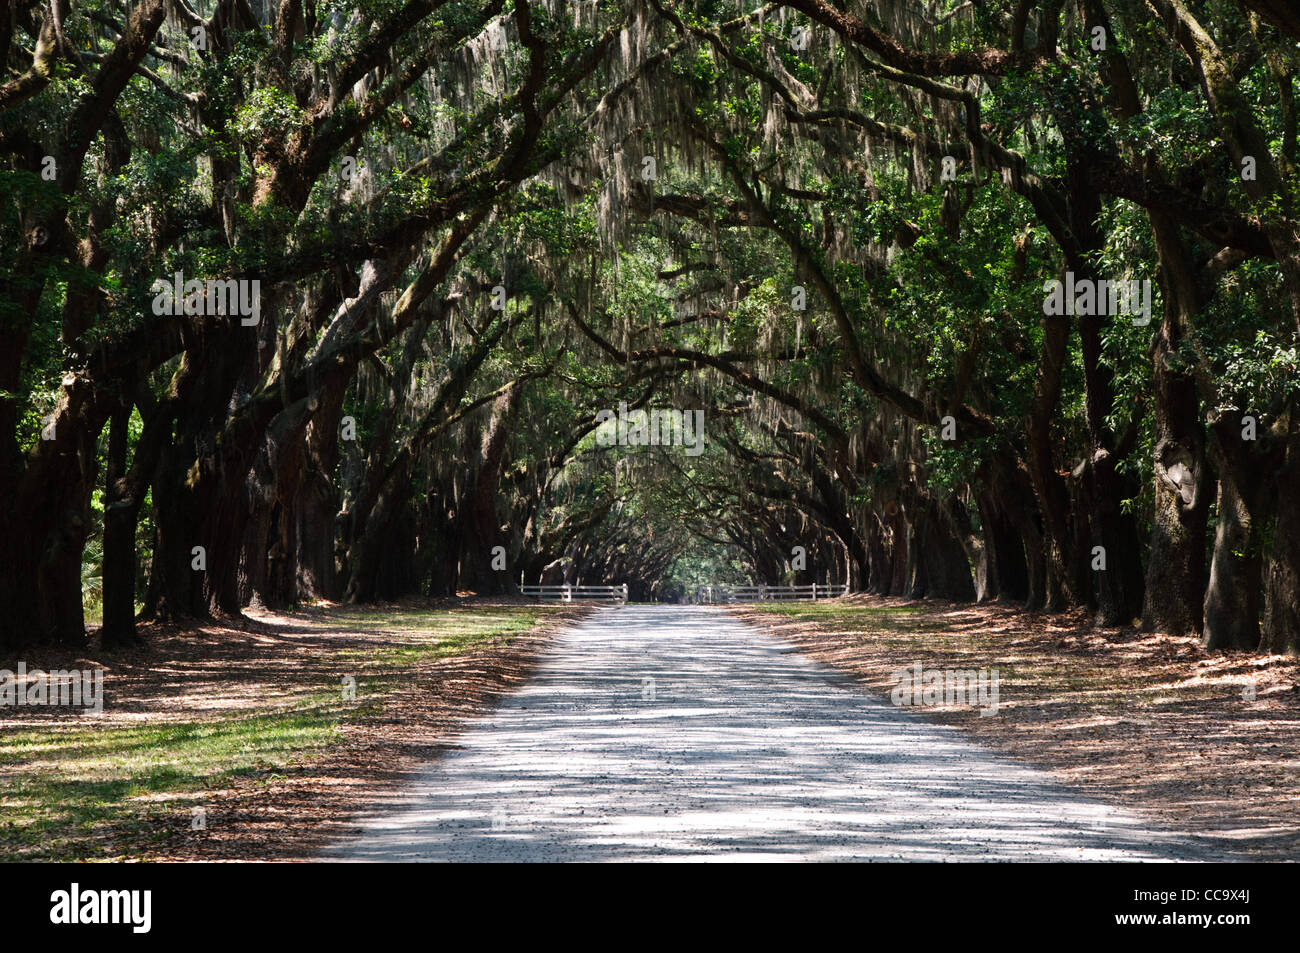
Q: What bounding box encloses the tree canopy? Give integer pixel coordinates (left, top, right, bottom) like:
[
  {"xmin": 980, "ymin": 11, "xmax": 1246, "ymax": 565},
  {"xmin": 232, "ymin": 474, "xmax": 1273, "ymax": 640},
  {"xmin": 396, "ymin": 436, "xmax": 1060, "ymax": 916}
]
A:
[{"xmin": 3, "ymin": 0, "xmax": 1299, "ymax": 655}]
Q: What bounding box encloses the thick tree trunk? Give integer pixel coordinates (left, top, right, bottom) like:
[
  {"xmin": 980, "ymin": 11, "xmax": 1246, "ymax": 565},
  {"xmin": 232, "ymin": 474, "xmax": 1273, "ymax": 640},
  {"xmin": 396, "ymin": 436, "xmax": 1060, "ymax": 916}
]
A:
[
  {"xmin": 977, "ymin": 487, "xmax": 1030, "ymax": 603},
  {"xmin": 470, "ymin": 386, "xmax": 523, "ymax": 594},
  {"xmin": 1143, "ymin": 438, "xmax": 1211, "ymax": 637},
  {"xmin": 148, "ymin": 467, "xmax": 208, "ymax": 622},
  {"xmin": 298, "ymin": 475, "xmax": 342, "ymax": 601},
  {"xmin": 1202, "ymin": 414, "xmax": 1274, "ymax": 651},
  {"xmin": 244, "ymin": 399, "xmax": 316, "ymax": 609},
  {"xmin": 297, "ymin": 383, "xmax": 347, "ymax": 601},
  {"xmin": 1263, "ymin": 412, "xmax": 1300, "ymax": 654},
  {"xmin": 866, "ymin": 515, "xmax": 888, "ymax": 593},
  {"xmin": 1142, "ymin": 214, "xmax": 1211, "ymax": 637},
  {"xmin": 151, "ymin": 430, "xmax": 260, "ymax": 620},
  {"xmin": 375, "ymin": 505, "xmax": 419, "ymax": 600},
  {"xmin": 0, "ymin": 371, "xmax": 113, "ymax": 648},
  {"xmin": 240, "ymin": 495, "xmax": 274, "ymax": 608},
  {"xmin": 345, "ymin": 466, "xmax": 412, "ymax": 603},
  {"xmin": 36, "ymin": 511, "xmax": 89, "ymax": 646},
  {"xmin": 1025, "ymin": 310, "xmax": 1081, "ymax": 610},
  {"xmin": 426, "ymin": 493, "xmax": 462, "ymax": 597},
  {"xmin": 921, "ymin": 498, "xmax": 977, "ymax": 602},
  {"xmin": 101, "ymin": 403, "xmax": 143, "ymax": 647},
  {"xmin": 886, "ymin": 503, "xmax": 909, "ymax": 595},
  {"xmin": 30, "ymin": 404, "xmax": 106, "ymax": 647},
  {"xmin": 146, "ymin": 322, "xmax": 266, "ymax": 620},
  {"xmin": 1017, "ymin": 513, "xmax": 1047, "ymax": 610},
  {"xmin": 949, "ymin": 494, "xmax": 989, "ymax": 601},
  {"xmin": 1081, "ymin": 450, "xmax": 1146, "ymax": 624},
  {"xmin": 825, "ymin": 509, "xmax": 869, "ymax": 592},
  {"xmin": 905, "ymin": 509, "xmax": 927, "ymax": 599}
]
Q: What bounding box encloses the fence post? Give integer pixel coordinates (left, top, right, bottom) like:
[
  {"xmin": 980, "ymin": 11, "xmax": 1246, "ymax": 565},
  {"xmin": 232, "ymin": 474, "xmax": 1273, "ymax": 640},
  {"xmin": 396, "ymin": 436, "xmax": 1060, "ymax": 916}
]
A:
[
  {"xmin": 563, "ymin": 583, "xmax": 571, "ymax": 603},
  {"xmin": 812, "ymin": 582, "xmax": 817, "ymax": 601},
  {"xmin": 621, "ymin": 583, "xmax": 628, "ymax": 604}
]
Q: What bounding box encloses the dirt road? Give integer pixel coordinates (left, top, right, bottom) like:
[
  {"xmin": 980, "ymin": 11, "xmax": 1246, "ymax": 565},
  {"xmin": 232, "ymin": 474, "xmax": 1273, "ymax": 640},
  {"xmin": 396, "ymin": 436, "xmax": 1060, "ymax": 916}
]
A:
[{"xmin": 323, "ymin": 606, "xmax": 1229, "ymax": 862}]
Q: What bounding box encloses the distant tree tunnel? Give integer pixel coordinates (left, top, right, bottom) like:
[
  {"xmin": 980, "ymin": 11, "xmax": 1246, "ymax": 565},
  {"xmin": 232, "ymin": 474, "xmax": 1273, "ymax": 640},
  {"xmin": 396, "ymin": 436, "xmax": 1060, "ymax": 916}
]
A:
[{"xmin": 2, "ymin": 1, "xmax": 1299, "ymax": 655}]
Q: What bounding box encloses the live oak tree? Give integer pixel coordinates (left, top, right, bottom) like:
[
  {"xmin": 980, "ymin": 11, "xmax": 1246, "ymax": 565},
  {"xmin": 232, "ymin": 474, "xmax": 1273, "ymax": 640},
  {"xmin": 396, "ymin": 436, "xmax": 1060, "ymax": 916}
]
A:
[{"xmin": 2, "ymin": 0, "xmax": 1298, "ymax": 657}]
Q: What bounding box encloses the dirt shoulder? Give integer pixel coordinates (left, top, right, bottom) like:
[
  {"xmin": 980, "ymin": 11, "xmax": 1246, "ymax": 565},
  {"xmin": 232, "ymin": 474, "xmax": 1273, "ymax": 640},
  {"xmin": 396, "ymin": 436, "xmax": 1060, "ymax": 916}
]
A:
[
  {"xmin": 734, "ymin": 596, "xmax": 1300, "ymax": 861},
  {"xmin": 0, "ymin": 599, "xmax": 590, "ymax": 861}
]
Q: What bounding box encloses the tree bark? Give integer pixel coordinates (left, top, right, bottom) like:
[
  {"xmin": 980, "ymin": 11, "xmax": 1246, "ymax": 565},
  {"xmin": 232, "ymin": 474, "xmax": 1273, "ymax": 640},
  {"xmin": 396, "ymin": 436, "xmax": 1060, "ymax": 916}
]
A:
[
  {"xmin": 1263, "ymin": 409, "xmax": 1300, "ymax": 654},
  {"xmin": 469, "ymin": 385, "xmax": 523, "ymax": 594},
  {"xmin": 1203, "ymin": 414, "xmax": 1273, "ymax": 650},
  {"xmin": 1142, "ymin": 213, "xmax": 1211, "ymax": 637}
]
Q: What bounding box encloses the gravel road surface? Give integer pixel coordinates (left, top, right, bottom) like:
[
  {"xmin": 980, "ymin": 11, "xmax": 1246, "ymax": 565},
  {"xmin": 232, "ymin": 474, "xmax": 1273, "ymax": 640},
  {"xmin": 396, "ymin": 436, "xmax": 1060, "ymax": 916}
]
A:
[{"xmin": 323, "ymin": 605, "xmax": 1228, "ymax": 862}]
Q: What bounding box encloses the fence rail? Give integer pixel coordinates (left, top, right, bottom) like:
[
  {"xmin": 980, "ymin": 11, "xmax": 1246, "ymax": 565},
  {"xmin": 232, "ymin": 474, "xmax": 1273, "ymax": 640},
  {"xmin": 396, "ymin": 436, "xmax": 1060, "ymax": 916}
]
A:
[
  {"xmin": 695, "ymin": 583, "xmax": 849, "ymax": 603},
  {"xmin": 520, "ymin": 584, "xmax": 628, "ymax": 603}
]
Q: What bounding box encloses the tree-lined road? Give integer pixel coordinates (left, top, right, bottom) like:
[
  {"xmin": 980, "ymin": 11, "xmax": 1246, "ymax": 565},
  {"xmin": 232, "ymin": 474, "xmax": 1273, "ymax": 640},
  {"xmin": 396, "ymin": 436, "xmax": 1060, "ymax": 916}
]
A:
[{"xmin": 325, "ymin": 607, "xmax": 1226, "ymax": 862}]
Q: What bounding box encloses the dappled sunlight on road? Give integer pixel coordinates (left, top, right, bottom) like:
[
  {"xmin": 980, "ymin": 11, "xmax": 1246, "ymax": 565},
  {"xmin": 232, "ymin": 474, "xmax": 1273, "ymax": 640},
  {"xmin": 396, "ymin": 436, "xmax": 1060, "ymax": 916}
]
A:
[{"xmin": 324, "ymin": 606, "xmax": 1230, "ymax": 862}]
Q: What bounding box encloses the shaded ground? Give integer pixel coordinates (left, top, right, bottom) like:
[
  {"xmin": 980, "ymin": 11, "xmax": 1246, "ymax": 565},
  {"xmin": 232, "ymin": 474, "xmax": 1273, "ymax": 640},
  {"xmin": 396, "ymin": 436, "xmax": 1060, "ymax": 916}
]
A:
[
  {"xmin": 0, "ymin": 599, "xmax": 589, "ymax": 861},
  {"xmin": 735, "ymin": 596, "xmax": 1300, "ymax": 861},
  {"xmin": 324, "ymin": 605, "xmax": 1232, "ymax": 862},
  {"xmin": 8, "ymin": 596, "xmax": 1293, "ymax": 862}
]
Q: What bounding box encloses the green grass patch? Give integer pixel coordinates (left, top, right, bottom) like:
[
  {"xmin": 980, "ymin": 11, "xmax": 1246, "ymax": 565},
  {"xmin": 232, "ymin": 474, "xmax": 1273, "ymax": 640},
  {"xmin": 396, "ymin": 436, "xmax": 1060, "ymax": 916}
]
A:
[
  {"xmin": 0, "ymin": 699, "xmax": 341, "ymax": 860},
  {"xmin": 0, "ymin": 606, "xmax": 545, "ymax": 861}
]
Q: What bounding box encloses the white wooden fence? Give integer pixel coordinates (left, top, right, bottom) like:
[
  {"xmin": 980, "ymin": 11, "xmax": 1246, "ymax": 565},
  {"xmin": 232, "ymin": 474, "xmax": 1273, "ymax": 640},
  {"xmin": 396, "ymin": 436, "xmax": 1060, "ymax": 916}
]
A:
[
  {"xmin": 695, "ymin": 583, "xmax": 849, "ymax": 603},
  {"xmin": 520, "ymin": 584, "xmax": 628, "ymax": 603}
]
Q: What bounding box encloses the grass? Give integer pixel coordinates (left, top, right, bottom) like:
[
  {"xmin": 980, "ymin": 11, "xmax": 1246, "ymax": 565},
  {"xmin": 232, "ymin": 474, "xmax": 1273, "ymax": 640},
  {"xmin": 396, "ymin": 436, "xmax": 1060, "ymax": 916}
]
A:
[
  {"xmin": 0, "ymin": 701, "xmax": 341, "ymax": 859},
  {"xmin": 0, "ymin": 605, "xmax": 544, "ymax": 861}
]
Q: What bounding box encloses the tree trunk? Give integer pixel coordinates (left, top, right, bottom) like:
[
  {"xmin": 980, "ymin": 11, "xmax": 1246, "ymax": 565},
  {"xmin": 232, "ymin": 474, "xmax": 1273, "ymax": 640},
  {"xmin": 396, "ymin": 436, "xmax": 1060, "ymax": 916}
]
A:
[
  {"xmin": 1263, "ymin": 410, "xmax": 1300, "ymax": 654},
  {"xmin": 470, "ymin": 385, "xmax": 523, "ymax": 594},
  {"xmin": 1081, "ymin": 449, "xmax": 1146, "ymax": 624},
  {"xmin": 101, "ymin": 403, "xmax": 143, "ymax": 647},
  {"xmin": 866, "ymin": 515, "xmax": 888, "ymax": 593},
  {"xmin": 1025, "ymin": 309, "xmax": 1081, "ymax": 610},
  {"xmin": 1202, "ymin": 414, "xmax": 1274, "ymax": 650},
  {"xmin": 1142, "ymin": 213, "xmax": 1211, "ymax": 637},
  {"xmin": 977, "ymin": 486, "xmax": 1030, "ymax": 603},
  {"xmin": 887, "ymin": 503, "xmax": 909, "ymax": 595},
  {"xmin": 297, "ymin": 382, "xmax": 348, "ymax": 601},
  {"xmin": 921, "ymin": 497, "xmax": 977, "ymax": 602}
]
